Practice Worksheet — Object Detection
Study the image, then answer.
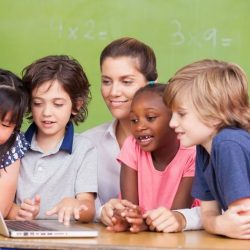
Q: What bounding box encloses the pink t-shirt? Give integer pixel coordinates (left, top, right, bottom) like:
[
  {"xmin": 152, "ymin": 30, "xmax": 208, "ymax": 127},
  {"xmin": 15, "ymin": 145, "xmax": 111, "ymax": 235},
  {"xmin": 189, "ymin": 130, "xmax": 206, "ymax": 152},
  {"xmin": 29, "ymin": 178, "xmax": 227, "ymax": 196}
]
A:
[{"xmin": 117, "ymin": 136, "xmax": 196, "ymax": 211}]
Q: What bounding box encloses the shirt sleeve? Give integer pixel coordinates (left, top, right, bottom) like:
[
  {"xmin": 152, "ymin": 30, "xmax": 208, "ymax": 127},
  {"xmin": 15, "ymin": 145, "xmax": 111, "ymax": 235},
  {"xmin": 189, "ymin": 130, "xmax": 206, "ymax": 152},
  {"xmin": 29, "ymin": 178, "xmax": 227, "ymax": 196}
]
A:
[
  {"xmin": 176, "ymin": 207, "xmax": 203, "ymax": 231},
  {"xmin": 192, "ymin": 146, "xmax": 214, "ymax": 201},
  {"xmin": 192, "ymin": 140, "xmax": 250, "ymax": 209},
  {"xmin": 214, "ymin": 140, "xmax": 250, "ymax": 206},
  {"xmin": 75, "ymin": 141, "xmax": 98, "ymax": 195},
  {"xmin": 94, "ymin": 198, "xmax": 102, "ymax": 222},
  {"xmin": 182, "ymin": 147, "xmax": 196, "ymax": 177},
  {"xmin": 117, "ymin": 136, "xmax": 138, "ymax": 171}
]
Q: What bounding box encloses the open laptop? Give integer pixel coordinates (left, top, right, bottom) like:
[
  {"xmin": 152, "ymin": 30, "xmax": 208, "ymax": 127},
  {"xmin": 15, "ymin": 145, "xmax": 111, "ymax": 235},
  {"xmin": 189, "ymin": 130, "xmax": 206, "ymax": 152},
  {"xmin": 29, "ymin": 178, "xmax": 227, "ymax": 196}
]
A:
[{"xmin": 0, "ymin": 212, "xmax": 98, "ymax": 238}]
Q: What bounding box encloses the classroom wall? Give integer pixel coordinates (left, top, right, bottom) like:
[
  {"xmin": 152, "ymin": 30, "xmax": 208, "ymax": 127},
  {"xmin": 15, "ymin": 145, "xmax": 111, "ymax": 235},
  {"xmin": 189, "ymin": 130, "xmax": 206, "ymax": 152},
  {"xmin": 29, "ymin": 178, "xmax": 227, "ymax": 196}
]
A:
[{"xmin": 0, "ymin": 0, "xmax": 249, "ymax": 132}]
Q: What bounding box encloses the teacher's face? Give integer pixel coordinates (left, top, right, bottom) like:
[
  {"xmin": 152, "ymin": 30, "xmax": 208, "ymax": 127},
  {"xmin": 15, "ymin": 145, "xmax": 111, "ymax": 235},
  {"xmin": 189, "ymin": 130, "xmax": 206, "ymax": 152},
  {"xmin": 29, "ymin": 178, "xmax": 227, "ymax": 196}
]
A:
[{"xmin": 101, "ymin": 56, "xmax": 147, "ymax": 120}]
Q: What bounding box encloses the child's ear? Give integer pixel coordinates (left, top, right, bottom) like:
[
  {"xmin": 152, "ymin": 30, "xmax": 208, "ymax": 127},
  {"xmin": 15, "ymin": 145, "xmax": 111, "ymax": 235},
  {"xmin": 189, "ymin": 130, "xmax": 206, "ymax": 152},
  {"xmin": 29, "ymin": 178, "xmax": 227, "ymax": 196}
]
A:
[
  {"xmin": 208, "ymin": 118, "xmax": 221, "ymax": 128},
  {"xmin": 71, "ymin": 98, "xmax": 84, "ymax": 115}
]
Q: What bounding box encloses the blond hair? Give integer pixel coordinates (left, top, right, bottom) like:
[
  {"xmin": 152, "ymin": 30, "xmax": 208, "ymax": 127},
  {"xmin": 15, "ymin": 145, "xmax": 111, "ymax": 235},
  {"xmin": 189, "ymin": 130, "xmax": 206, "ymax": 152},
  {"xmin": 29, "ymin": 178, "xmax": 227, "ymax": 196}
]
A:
[{"xmin": 164, "ymin": 59, "xmax": 250, "ymax": 131}]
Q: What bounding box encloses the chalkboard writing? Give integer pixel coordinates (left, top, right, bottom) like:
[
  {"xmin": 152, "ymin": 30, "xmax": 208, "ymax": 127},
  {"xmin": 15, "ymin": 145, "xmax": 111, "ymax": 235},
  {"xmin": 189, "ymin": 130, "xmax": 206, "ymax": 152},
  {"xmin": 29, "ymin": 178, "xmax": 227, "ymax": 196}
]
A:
[
  {"xmin": 0, "ymin": 0, "xmax": 249, "ymax": 132},
  {"xmin": 50, "ymin": 18, "xmax": 109, "ymax": 41},
  {"xmin": 171, "ymin": 20, "xmax": 232, "ymax": 48}
]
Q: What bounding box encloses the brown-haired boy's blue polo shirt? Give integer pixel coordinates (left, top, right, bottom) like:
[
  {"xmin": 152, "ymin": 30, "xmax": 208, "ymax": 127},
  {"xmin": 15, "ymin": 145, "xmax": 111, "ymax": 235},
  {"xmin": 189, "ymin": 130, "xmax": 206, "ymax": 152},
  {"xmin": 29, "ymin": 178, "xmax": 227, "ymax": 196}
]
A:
[{"xmin": 16, "ymin": 122, "xmax": 97, "ymax": 219}]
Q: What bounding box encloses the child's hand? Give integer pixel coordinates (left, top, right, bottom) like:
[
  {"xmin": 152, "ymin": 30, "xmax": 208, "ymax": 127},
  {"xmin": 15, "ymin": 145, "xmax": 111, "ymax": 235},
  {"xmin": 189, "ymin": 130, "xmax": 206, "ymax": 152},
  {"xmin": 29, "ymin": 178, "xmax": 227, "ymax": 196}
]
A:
[
  {"xmin": 101, "ymin": 199, "xmax": 122, "ymax": 226},
  {"xmin": 143, "ymin": 207, "xmax": 186, "ymax": 233},
  {"xmin": 107, "ymin": 208, "xmax": 130, "ymax": 232},
  {"xmin": 101, "ymin": 199, "xmax": 136, "ymax": 226},
  {"xmin": 123, "ymin": 206, "xmax": 148, "ymax": 233},
  {"xmin": 46, "ymin": 197, "xmax": 88, "ymax": 226},
  {"xmin": 16, "ymin": 195, "xmax": 40, "ymax": 220},
  {"xmin": 215, "ymin": 205, "xmax": 250, "ymax": 239}
]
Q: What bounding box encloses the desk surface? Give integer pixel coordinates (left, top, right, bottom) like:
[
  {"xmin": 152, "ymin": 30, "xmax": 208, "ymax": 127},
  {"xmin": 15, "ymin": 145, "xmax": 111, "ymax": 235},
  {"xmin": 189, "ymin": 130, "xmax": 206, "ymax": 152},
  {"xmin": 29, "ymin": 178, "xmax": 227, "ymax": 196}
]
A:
[{"xmin": 0, "ymin": 223, "xmax": 249, "ymax": 250}]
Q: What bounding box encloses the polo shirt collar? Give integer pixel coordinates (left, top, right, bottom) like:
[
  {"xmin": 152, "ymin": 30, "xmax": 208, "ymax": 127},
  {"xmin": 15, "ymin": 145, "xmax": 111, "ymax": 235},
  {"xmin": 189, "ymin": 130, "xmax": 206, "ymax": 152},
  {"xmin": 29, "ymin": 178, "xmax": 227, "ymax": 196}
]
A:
[{"xmin": 25, "ymin": 122, "xmax": 74, "ymax": 154}]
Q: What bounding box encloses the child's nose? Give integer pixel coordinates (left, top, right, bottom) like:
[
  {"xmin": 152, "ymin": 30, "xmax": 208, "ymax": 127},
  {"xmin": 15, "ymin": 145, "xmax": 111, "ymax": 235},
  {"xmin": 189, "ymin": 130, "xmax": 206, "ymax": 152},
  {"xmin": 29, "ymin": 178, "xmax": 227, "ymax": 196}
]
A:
[
  {"xmin": 135, "ymin": 121, "xmax": 147, "ymax": 131},
  {"xmin": 42, "ymin": 104, "xmax": 51, "ymax": 116},
  {"xmin": 169, "ymin": 114, "xmax": 177, "ymax": 128}
]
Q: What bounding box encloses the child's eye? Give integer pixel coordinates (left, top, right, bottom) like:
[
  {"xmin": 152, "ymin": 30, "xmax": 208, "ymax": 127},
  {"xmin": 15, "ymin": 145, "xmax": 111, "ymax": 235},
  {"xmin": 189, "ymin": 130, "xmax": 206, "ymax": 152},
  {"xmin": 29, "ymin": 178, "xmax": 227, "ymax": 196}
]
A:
[
  {"xmin": 32, "ymin": 102, "xmax": 42, "ymax": 106},
  {"xmin": 178, "ymin": 112, "xmax": 186, "ymax": 117},
  {"xmin": 54, "ymin": 103, "xmax": 64, "ymax": 107},
  {"xmin": 1, "ymin": 123, "xmax": 11, "ymax": 128},
  {"xmin": 147, "ymin": 116, "xmax": 156, "ymax": 122},
  {"xmin": 130, "ymin": 118, "xmax": 138, "ymax": 124},
  {"xmin": 1, "ymin": 120, "xmax": 14, "ymax": 127}
]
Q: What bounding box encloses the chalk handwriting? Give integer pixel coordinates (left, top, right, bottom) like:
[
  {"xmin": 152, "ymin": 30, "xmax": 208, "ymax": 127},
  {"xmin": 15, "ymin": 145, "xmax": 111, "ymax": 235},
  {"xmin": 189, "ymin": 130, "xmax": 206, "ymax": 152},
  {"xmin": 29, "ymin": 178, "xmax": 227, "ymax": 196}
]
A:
[
  {"xmin": 171, "ymin": 19, "xmax": 232, "ymax": 48},
  {"xmin": 50, "ymin": 18, "xmax": 108, "ymax": 41}
]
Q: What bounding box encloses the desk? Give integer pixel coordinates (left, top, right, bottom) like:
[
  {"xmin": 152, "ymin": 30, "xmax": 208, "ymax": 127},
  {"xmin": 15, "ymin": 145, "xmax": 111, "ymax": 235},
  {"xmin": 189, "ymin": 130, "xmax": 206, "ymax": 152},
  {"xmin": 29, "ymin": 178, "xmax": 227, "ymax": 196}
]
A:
[{"xmin": 0, "ymin": 223, "xmax": 249, "ymax": 250}]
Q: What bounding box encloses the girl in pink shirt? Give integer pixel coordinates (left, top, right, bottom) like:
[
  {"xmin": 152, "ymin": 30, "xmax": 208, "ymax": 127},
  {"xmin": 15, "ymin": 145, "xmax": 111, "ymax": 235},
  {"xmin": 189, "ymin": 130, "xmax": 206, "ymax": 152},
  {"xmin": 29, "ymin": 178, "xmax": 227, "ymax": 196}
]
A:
[{"xmin": 111, "ymin": 83, "xmax": 196, "ymax": 232}]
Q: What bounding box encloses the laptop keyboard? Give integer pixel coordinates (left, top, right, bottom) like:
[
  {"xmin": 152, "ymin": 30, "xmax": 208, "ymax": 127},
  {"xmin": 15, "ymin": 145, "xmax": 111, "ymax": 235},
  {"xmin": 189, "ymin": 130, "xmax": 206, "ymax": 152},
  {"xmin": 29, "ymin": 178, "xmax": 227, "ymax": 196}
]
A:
[{"xmin": 6, "ymin": 220, "xmax": 57, "ymax": 231}]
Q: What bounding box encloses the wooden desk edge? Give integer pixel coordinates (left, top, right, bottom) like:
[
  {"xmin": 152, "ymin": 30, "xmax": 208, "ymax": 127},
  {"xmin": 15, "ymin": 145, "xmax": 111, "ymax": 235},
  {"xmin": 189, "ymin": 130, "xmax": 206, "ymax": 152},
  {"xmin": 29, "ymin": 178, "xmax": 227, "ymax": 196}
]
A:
[{"xmin": 0, "ymin": 223, "xmax": 249, "ymax": 250}]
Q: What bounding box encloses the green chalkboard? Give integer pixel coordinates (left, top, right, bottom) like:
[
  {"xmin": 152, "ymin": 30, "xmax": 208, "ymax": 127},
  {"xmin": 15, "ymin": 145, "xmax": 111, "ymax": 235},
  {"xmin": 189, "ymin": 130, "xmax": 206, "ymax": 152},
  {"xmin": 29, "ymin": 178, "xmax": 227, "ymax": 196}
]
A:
[{"xmin": 1, "ymin": 0, "xmax": 250, "ymax": 132}]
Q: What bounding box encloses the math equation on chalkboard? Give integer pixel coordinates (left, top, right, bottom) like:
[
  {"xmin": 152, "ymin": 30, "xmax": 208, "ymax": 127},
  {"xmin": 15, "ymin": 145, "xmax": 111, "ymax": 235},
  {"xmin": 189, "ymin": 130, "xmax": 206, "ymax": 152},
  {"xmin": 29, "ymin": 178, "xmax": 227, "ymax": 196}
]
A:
[
  {"xmin": 50, "ymin": 18, "xmax": 108, "ymax": 41},
  {"xmin": 50, "ymin": 17, "xmax": 233, "ymax": 48},
  {"xmin": 171, "ymin": 20, "xmax": 232, "ymax": 48}
]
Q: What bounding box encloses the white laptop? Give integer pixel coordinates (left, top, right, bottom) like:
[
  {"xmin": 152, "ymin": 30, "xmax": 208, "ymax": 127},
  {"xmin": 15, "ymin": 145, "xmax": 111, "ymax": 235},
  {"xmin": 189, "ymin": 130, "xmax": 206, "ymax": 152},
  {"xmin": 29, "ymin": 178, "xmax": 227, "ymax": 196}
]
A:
[{"xmin": 0, "ymin": 212, "xmax": 98, "ymax": 238}]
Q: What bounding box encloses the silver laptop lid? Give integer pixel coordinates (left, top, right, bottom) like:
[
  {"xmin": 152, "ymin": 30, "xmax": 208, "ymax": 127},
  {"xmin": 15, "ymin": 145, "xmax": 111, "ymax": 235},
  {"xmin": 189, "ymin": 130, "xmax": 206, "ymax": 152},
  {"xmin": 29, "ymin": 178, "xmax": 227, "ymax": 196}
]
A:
[
  {"xmin": 0, "ymin": 212, "xmax": 98, "ymax": 238},
  {"xmin": 0, "ymin": 212, "xmax": 10, "ymax": 237}
]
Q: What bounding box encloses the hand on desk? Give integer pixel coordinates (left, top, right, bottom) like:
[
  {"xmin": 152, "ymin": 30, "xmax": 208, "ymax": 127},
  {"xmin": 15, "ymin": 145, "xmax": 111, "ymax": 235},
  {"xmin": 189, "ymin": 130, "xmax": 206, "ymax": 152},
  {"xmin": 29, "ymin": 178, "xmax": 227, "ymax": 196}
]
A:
[
  {"xmin": 101, "ymin": 199, "xmax": 147, "ymax": 233},
  {"xmin": 16, "ymin": 194, "xmax": 40, "ymax": 220},
  {"xmin": 212, "ymin": 205, "xmax": 250, "ymax": 239},
  {"xmin": 15, "ymin": 195, "xmax": 87, "ymax": 225},
  {"xmin": 102, "ymin": 200, "xmax": 186, "ymax": 233},
  {"xmin": 107, "ymin": 205, "xmax": 148, "ymax": 233},
  {"xmin": 46, "ymin": 197, "xmax": 88, "ymax": 226},
  {"xmin": 101, "ymin": 199, "xmax": 146, "ymax": 232},
  {"xmin": 143, "ymin": 207, "xmax": 186, "ymax": 233},
  {"xmin": 106, "ymin": 208, "xmax": 130, "ymax": 232},
  {"xmin": 122, "ymin": 206, "xmax": 148, "ymax": 233},
  {"xmin": 101, "ymin": 199, "xmax": 136, "ymax": 226}
]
